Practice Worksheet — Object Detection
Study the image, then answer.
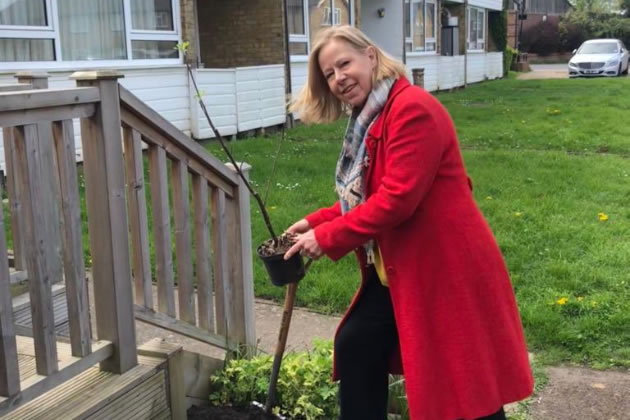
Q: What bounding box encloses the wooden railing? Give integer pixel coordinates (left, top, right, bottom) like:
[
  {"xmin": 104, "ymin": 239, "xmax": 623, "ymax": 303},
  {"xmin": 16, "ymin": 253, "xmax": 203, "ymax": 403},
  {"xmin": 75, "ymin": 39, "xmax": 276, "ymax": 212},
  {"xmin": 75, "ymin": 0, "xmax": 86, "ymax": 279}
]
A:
[
  {"xmin": 117, "ymin": 81, "xmax": 256, "ymax": 350},
  {"xmin": 0, "ymin": 70, "xmax": 256, "ymax": 414}
]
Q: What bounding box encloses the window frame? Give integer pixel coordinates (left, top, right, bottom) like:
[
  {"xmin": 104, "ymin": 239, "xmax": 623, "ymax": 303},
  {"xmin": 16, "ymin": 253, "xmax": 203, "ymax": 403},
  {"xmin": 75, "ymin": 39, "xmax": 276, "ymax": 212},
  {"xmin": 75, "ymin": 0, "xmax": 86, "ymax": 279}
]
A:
[
  {"xmin": 0, "ymin": 0, "xmax": 182, "ymax": 69},
  {"xmin": 289, "ymin": 0, "xmax": 354, "ymax": 59},
  {"xmin": 404, "ymin": 0, "xmax": 438, "ymax": 56},
  {"xmin": 467, "ymin": 6, "xmax": 486, "ymax": 52}
]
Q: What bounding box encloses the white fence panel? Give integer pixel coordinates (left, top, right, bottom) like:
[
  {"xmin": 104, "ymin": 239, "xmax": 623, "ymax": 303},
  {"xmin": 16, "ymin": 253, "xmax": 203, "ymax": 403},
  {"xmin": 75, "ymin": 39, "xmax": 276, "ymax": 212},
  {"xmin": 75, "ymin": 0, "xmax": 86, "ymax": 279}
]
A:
[
  {"xmin": 466, "ymin": 53, "xmax": 486, "ymax": 84},
  {"xmin": 191, "ymin": 69, "xmax": 238, "ymax": 139},
  {"xmin": 485, "ymin": 52, "xmax": 504, "ymax": 80},
  {"xmin": 437, "ymin": 56, "xmax": 466, "ymax": 90},
  {"xmin": 406, "ymin": 55, "xmax": 440, "ymax": 92},
  {"xmin": 236, "ymin": 65, "xmax": 286, "ymax": 132},
  {"xmin": 0, "ymin": 66, "xmax": 190, "ymax": 171}
]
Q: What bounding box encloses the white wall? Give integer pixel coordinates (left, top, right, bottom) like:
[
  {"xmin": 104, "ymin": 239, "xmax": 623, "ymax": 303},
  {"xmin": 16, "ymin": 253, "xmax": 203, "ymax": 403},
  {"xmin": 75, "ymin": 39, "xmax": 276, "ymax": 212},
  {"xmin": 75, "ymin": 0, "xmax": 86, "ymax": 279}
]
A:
[{"xmin": 360, "ymin": 0, "xmax": 404, "ymax": 61}]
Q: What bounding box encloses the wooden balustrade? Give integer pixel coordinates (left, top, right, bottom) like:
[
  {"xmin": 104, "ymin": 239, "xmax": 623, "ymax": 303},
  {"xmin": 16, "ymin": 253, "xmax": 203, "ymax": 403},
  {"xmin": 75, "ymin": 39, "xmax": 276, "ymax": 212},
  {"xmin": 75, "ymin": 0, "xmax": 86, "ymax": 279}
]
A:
[
  {"xmin": 119, "ymin": 84, "xmax": 255, "ymax": 350},
  {"xmin": 0, "ymin": 69, "xmax": 256, "ymax": 414}
]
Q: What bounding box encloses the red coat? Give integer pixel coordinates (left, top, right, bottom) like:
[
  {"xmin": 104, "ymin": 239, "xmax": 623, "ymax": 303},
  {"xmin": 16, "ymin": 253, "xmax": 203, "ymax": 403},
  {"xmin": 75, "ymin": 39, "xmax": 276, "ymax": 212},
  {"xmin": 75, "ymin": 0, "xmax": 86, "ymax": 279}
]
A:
[{"xmin": 305, "ymin": 78, "xmax": 533, "ymax": 420}]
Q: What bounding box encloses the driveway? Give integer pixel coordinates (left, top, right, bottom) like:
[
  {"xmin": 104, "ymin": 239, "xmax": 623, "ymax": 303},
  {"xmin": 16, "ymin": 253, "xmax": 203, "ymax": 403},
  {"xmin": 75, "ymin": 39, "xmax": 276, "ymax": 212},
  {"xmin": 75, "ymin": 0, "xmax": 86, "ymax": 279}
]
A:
[
  {"xmin": 518, "ymin": 63, "xmax": 630, "ymax": 80},
  {"xmin": 518, "ymin": 64, "xmax": 569, "ymax": 80}
]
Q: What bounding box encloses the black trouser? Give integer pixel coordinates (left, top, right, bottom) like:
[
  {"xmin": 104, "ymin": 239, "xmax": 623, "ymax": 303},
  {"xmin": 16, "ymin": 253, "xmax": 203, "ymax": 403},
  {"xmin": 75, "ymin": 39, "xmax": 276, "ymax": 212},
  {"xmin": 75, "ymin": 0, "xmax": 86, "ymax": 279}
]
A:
[{"xmin": 335, "ymin": 267, "xmax": 506, "ymax": 420}]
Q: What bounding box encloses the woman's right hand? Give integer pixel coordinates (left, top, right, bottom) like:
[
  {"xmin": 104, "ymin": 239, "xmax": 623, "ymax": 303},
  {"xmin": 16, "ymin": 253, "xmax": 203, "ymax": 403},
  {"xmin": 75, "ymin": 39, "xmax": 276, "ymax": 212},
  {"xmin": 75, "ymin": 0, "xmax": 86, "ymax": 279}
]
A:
[{"xmin": 286, "ymin": 219, "xmax": 311, "ymax": 234}]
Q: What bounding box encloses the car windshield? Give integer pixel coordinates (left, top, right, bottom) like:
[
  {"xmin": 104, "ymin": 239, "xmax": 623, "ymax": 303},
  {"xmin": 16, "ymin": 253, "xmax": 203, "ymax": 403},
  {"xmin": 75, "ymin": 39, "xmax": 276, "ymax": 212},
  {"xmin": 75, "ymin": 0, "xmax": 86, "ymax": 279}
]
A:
[{"xmin": 578, "ymin": 43, "xmax": 618, "ymax": 54}]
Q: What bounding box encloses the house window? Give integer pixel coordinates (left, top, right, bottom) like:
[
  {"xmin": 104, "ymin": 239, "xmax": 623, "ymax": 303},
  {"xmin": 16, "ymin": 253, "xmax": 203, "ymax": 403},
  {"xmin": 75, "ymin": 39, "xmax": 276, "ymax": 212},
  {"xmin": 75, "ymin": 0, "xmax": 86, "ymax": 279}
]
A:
[
  {"xmin": 58, "ymin": 0, "xmax": 127, "ymax": 61},
  {"xmin": 0, "ymin": 0, "xmax": 55, "ymax": 61},
  {"xmin": 131, "ymin": 0, "xmax": 173, "ymax": 31},
  {"xmin": 404, "ymin": 0, "xmax": 437, "ymax": 53},
  {"xmin": 467, "ymin": 7, "xmax": 485, "ymax": 51},
  {"xmin": 322, "ymin": 7, "xmax": 342, "ymax": 26},
  {"xmin": 0, "ymin": 0, "xmax": 48, "ymax": 26},
  {"xmin": 0, "ymin": 0, "xmax": 180, "ymax": 64},
  {"xmin": 289, "ymin": 0, "xmax": 352, "ymax": 56}
]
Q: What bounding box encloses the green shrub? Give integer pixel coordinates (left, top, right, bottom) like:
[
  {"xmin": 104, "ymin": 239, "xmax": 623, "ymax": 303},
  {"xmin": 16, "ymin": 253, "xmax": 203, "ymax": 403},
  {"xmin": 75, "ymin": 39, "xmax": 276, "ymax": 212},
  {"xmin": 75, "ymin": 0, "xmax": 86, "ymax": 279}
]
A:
[
  {"xmin": 521, "ymin": 21, "xmax": 562, "ymax": 55},
  {"xmin": 209, "ymin": 340, "xmax": 339, "ymax": 420},
  {"xmin": 504, "ymin": 46, "xmax": 518, "ymax": 76}
]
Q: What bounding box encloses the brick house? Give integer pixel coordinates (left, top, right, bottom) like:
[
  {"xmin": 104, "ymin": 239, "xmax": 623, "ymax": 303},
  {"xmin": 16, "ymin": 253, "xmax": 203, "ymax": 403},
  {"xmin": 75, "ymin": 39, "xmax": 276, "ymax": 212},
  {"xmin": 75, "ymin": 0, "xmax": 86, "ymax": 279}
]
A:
[
  {"xmin": 507, "ymin": 0, "xmax": 573, "ymax": 51},
  {"xmin": 0, "ymin": 0, "xmax": 505, "ymax": 171}
]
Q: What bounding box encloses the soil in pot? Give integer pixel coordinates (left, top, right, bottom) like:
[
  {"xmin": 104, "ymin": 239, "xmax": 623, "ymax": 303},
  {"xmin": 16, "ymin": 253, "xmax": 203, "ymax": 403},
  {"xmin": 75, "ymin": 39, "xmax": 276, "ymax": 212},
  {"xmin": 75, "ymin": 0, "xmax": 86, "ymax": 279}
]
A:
[
  {"xmin": 257, "ymin": 233, "xmax": 297, "ymax": 257},
  {"xmin": 187, "ymin": 404, "xmax": 278, "ymax": 420},
  {"xmin": 257, "ymin": 233, "xmax": 306, "ymax": 287}
]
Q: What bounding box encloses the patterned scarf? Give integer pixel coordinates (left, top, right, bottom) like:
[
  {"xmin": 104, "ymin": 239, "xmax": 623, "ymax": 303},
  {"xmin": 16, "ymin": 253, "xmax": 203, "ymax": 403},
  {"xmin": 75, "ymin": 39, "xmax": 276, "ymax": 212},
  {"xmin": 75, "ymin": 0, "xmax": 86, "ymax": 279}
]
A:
[{"xmin": 335, "ymin": 77, "xmax": 396, "ymax": 262}]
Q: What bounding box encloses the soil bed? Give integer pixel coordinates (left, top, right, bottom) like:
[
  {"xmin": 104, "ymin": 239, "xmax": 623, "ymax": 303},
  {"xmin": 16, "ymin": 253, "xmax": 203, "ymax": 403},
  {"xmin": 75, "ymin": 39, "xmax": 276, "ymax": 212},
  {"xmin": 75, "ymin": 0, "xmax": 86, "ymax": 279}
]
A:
[{"xmin": 188, "ymin": 405, "xmax": 278, "ymax": 420}]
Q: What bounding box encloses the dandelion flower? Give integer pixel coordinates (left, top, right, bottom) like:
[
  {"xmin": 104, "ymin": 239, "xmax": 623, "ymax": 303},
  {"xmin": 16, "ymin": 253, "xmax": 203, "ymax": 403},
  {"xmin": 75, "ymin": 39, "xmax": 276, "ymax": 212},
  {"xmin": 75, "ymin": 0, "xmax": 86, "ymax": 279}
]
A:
[
  {"xmin": 556, "ymin": 297, "xmax": 568, "ymax": 305},
  {"xmin": 577, "ymin": 296, "xmax": 584, "ymax": 302},
  {"xmin": 598, "ymin": 212, "xmax": 608, "ymax": 222},
  {"xmin": 514, "ymin": 211, "xmax": 522, "ymax": 217}
]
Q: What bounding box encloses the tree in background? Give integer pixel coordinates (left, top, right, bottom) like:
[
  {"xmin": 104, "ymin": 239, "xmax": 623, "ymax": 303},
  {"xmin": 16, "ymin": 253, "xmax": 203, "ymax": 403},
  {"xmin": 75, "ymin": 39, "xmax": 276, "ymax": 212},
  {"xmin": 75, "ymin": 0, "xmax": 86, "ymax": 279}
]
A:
[{"xmin": 560, "ymin": 0, "xmax": 630, "ymax": 50}]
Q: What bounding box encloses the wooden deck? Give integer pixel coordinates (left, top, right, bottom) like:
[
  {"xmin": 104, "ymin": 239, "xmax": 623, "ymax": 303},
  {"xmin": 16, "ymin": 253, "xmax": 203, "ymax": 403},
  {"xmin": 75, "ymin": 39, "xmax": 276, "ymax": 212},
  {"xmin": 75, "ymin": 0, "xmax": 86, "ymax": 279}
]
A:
[
  {"xmin": 1, "ymin": 337, "xmax": 173, "ymax": 420},
  {"xmin": 12, "ymin": 285, "xmax": 72, "ymax": 338}
]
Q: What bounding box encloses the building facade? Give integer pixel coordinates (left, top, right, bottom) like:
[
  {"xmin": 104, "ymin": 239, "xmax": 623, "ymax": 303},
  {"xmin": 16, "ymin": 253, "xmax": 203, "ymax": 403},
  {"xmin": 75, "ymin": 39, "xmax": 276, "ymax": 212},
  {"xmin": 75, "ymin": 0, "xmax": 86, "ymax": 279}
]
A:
[{"xmin": 0, "ymin": 0, "xmax": 505, "ymax": 171}]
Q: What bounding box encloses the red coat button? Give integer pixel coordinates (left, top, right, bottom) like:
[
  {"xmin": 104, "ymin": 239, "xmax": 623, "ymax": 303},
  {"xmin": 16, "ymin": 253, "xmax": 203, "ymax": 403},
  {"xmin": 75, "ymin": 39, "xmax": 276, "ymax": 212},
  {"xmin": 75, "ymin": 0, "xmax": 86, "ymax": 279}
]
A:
[{"xmin": 386, "ymin": 266, "xmax": 396, "ymax": 275}]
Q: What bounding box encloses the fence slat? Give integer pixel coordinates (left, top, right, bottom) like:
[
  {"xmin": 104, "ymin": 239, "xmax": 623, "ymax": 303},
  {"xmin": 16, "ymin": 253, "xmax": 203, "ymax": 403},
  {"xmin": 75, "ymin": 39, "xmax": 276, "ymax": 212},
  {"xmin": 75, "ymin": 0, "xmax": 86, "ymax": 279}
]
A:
[
  {"xmin": 0, "ymin": 181, "xmax": 20, "ymax": 397},
  {"xmin": 225, "ymin": 164, "xmax": 255, "ymax": 348},
  {"xmin": 148, "ymin": 145, "xmax": 176, "ymax": 318},
  {"xmin": 192, "ymin": 175, "xmax": 213, "ymax": 332},
  {"xmin": 74, "ymin": 71, "xmax": 137, "ymax": 374},
  {"xmin": 52, "ymin": 120, "xmax": 92, "ymax": 357},
  {"xmin": 2, "ymin": 128, "xmax": 26, "ymax": 271},
  {"xmin": 123, "ymin": 127, "xmax": 153, "ymax": 310},
  {"xmin": 171, "ymin": 160, "xmax": 195, "ymax": 325},
  {"xmin": 13, "ymin": 124, "xmax": 58, "ymax": 376},
  {"xmin": 211, "ymin": 188, "xmax": 230, "ymax": 336}
]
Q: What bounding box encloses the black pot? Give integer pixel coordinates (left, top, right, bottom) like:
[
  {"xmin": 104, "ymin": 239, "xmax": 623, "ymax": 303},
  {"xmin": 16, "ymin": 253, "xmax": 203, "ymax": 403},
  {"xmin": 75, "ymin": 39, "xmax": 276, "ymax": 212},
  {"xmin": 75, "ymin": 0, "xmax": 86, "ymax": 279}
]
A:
[{"xmin": 257, "ymin": 246, "xmax": 305, "ymax": 287}]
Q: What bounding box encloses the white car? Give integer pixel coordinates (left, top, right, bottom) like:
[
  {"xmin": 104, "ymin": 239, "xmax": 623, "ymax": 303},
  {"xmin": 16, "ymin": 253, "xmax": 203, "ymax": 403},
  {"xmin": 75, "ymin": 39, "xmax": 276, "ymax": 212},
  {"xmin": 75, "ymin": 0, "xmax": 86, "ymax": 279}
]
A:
[{"xmin": 568, "ymin": 39, "xmax": 629, "ymax": 77}]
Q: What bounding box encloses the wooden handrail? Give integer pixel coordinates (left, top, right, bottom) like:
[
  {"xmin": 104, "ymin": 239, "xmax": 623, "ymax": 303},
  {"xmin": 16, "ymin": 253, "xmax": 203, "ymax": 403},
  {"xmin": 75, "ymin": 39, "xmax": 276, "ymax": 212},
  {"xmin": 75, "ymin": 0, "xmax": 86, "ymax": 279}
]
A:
[
  {"xmin": 0, "ymin": 87, "xmax": 100, "ymax": 112},
  {"xmin": 118, "ymin": 85, "xmax": 239, "ymax": 195}
]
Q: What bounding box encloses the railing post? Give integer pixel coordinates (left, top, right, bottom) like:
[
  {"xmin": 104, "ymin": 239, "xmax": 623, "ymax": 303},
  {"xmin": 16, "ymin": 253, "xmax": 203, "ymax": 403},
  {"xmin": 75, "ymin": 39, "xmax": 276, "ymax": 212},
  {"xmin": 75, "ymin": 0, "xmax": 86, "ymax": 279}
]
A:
[
  {"xmin": 3, "ymin": 72, "xmax": 51, "ymax": 272},
  {"xmin": 71, "ymin": 71, "xmax": 137, "ymax": 373},
  {"xmin": 225, "ymin": 163, "xmax": 256, "ymax": 350},
  {"xmin": 0, "ymin": 181, "xmax": 19, "ymax": 397}
]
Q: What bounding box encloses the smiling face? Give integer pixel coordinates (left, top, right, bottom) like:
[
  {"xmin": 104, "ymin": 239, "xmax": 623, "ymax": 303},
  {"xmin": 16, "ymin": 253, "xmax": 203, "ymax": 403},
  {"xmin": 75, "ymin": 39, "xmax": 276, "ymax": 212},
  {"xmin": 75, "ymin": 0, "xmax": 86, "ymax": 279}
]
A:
[{"xmin": 318, "ymin": 39, "xmax": 377, "ymax": 108}]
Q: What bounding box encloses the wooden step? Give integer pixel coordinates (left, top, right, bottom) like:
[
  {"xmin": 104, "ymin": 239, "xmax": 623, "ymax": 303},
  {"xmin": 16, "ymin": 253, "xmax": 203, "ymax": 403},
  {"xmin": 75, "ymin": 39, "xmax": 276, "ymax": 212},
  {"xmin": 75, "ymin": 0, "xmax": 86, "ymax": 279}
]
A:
[
  {"xmin": 0, "ymin": 336, "xmax": 113, "ymax": 416},
  {"xmin": 1, "ymin": 349, "xmax": 170, "ymax": 420}
]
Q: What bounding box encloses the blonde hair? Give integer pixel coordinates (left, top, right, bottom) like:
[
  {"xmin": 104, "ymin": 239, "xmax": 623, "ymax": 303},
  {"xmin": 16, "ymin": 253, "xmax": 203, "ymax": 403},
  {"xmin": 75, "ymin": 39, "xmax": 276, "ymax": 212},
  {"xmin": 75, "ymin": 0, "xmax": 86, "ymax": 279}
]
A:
[{"xmin": 289, "ymin": 25, "xmax": 407, "ymax": 124}]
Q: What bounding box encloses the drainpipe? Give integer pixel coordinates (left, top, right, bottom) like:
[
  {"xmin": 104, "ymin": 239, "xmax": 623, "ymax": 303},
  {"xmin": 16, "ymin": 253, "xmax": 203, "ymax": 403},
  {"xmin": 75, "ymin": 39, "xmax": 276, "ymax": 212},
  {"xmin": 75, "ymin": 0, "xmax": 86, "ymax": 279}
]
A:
[
  {"xmin": 464, "ymin": 0, "xmax": 468, "ymax": 88},
  {"xmin": 402, "ymin": 0, "xmax": 407, "ymax": 65},
  {"xmin": 282, "ymin": 0, "xmax": 294, "ymax": 129}
]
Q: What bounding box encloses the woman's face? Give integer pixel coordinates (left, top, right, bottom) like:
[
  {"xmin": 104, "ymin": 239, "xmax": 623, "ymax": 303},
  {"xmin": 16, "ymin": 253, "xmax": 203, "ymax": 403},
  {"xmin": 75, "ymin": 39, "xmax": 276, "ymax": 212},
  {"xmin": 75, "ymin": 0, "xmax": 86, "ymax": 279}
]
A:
[{"xmin": 318, "ymin": 39, "xmax": 377, "ymax": 108}]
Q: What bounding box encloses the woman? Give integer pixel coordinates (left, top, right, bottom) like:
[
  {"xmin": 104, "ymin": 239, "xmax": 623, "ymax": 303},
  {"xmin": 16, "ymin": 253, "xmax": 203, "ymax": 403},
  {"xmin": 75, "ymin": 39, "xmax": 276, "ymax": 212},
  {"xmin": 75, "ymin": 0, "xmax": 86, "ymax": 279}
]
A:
[{"xmin": 284, "ymin": 26, "xmax": 533, "ymax": 420}]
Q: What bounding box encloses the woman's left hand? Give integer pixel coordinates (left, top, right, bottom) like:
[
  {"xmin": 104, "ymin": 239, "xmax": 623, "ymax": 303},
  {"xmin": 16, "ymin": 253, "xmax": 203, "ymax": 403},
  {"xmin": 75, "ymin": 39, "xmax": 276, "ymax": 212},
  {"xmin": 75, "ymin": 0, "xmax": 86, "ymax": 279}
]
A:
[{"xmin": 284, "ymin": 230, "xmax": 324, "ymax": 261}]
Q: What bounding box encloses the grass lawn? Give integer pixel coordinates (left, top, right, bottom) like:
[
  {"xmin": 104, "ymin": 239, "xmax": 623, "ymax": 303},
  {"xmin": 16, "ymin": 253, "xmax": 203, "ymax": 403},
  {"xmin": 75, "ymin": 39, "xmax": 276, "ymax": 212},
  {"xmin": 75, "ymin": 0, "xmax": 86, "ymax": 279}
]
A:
[
  {"xmin": 2, "ymin": 76, "xmax": 628, "ymax": 369},
  {"xmin": 204, "ymin": 76, "xmax": 630, "ymax": 369}
]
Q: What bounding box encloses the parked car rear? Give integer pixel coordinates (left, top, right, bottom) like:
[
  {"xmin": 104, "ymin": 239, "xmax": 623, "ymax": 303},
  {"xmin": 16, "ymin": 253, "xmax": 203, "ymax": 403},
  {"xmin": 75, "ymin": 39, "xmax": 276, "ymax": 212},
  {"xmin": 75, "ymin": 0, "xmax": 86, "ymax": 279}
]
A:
[{"xmin": 568, "ymin": 39, "xmax": 629, "ymax": 77}]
